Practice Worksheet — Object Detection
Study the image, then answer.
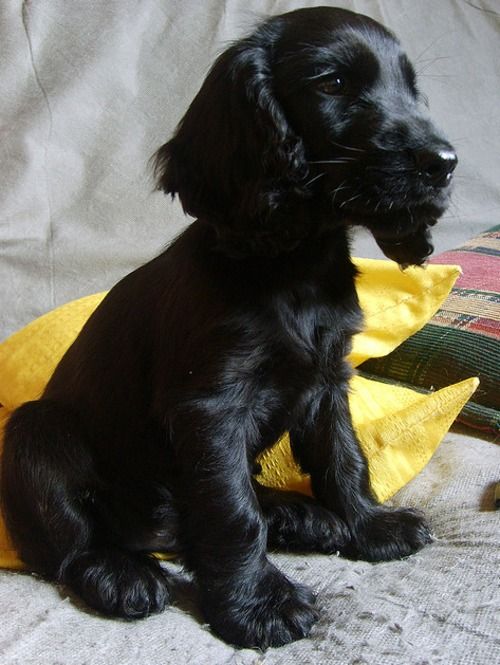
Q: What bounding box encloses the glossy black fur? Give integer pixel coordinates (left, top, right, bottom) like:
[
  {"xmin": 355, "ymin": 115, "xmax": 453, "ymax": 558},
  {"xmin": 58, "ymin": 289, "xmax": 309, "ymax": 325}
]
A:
[{"xmin": 1, "ymin": 7, "xmax": 456, "ymax": 649}]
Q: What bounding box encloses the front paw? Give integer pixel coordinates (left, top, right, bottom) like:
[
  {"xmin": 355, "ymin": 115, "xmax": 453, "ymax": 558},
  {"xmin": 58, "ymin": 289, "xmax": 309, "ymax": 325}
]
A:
[
  {"xmin": 266, "ymin": 498, "xmax": 351, "ymax": 554},
  {"xmin": 202, "ymin": 564, "xmax": 319, "ymax": 649},
  {"xmin": 352, "ymin": 507, "xmax": 433, "ymax": 561}
]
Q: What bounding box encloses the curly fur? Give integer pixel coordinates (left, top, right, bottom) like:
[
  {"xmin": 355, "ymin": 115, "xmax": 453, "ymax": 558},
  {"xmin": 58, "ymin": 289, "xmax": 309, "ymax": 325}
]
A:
[{"xmin": 1, "ymin": 7, "xmax": 456, "ymax": 649}]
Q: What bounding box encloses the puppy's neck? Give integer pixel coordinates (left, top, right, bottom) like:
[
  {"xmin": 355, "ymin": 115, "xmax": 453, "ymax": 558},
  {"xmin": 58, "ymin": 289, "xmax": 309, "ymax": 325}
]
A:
[
  {"xmin": 208, "ymin": 198, "xmax": 347, "ymax": 261},
  {"xmin": 187, "ymin": 217, "xmax": 355, "ymax": 293}
]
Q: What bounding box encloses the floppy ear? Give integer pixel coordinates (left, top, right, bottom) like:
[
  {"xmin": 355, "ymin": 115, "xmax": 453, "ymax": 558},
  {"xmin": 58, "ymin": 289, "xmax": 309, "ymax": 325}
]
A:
[{"xmin": 153, "ymin": 35, "xmax": 311, "ymax": 256}]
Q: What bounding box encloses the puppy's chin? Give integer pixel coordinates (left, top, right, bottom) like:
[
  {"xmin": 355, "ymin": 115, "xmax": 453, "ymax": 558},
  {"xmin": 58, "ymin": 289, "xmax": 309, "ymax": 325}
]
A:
[
  {"xmin": 370, "ymin": 206, "xmax": 440, "ymax": 267},
  {"xmin": 345, "ymin": 204, "xmax": 441, "ymax": 268},
  {"xmin": 374, "ymin": 224, "xmax": 434, "ymax": 268}
]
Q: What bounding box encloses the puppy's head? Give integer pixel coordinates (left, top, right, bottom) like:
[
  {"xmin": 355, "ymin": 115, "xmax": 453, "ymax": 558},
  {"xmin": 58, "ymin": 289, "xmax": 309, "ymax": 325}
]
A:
[{"xmin": 154, "ymin": 7, "xmax": 456, "ymax": 263}]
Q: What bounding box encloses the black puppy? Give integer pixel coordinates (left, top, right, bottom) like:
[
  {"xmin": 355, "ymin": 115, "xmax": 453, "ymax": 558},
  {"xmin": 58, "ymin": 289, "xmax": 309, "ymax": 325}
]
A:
[{"xmin": 2, "ymin": 7, "xmax": 456, "ymax": 649}]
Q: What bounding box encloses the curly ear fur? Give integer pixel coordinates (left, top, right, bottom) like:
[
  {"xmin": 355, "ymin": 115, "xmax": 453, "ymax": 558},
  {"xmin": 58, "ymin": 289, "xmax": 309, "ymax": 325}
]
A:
[{"xmin": 153, "ymin": 26, "xmax": 313, "ymax": 256}]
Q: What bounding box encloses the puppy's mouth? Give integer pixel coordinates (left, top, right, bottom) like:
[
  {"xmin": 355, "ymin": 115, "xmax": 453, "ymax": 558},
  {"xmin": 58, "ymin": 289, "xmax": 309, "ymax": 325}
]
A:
[
  {"xmin": 342, "ymin": 195, "xmax": 444, "ymax": 230},
  {"xmin": 362, "ymin": 205, "xmax": 439, "ymax": 266},
  {"xmin": 329, "ymin": 171, "xmax": 453, "ymax": 266},
  {"xmin": 339, "ymin": 198, "xmax": 446, "ymax": 266}
]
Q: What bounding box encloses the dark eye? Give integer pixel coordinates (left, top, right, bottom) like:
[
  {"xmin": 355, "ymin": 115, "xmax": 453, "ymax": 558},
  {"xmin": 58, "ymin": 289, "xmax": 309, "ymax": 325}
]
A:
[{"xmin": 317, "ymin": 75, "xmax": 345, "ymax": 95}]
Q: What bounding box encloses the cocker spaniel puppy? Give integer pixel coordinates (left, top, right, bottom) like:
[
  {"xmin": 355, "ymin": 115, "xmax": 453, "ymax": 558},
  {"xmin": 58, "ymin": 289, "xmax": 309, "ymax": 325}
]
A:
[{"xmin": 2, "ymin": 6, "xmax": 456, "ymax": 649}]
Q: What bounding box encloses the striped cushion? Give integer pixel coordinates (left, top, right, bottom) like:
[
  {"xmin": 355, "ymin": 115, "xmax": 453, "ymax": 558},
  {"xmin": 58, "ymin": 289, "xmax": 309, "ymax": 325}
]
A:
[{"xmin": 360, "ymin": 226, "xmax": 500, "ymax": 439}]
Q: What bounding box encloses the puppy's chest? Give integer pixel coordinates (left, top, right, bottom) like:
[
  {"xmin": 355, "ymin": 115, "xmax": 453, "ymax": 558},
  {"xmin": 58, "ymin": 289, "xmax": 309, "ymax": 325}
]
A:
[{"xmin": 268, "ymin": 288, "xmax": 362, "ymax": 374}]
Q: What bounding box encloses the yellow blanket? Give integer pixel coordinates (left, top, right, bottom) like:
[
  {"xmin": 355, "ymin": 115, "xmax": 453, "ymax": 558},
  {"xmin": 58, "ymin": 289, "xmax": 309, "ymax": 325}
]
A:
[{"xmin": 0, "ymin": 258, "xmax": 478, "ymax": 569}]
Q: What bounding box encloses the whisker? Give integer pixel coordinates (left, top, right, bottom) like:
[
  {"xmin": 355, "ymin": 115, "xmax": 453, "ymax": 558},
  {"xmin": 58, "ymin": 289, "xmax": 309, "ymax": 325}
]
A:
[
  {"xmin": 308, "ymin": 158, "xmax": 358, "ymax": 165},
  {"xmin": 329, "ymin": 140, "xmax": 367, "ymax": 153},
  {"xmin": 330, "ymin": 180, "xmax": 350, "ymax": 206},
  {"xmin": 417, "ymin": 74, "xmax": 453, "ymax": 81},
  {"xmin": 416, "ymin": 55, "xmax": 452, "ymax": 64},
  {"xmin": 407, "ymin": 206, "xmax": 415, "ymax": 226},
  {"xmin": 416, "ymin": 56, "xmax": 453, "ymax": 75},
  {"xmin": 413, "ymin": 31, "xmax": 451, "ymax": 64},
  {"xmin": 304, "ymin": 172, "xmax": 326, "ymax": 187},
  {"xmin": 339, "ymin": 193, "xmax": 363, "ymax": 209},
  {"xmin": 331, "ymin": 188, "xmax": 350, "ymax": 206},
  {"xmin": 365, "ymin": 165, "xmax": 417, "ymax": 175}
]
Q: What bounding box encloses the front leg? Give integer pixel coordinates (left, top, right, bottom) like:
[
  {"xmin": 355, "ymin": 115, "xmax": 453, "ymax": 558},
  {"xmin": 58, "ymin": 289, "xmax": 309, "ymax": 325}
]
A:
[
  {"xmin": 290, "ymin": 362, "xmax": 432, "ymax": 561},
  {"xmin": 170, "ymin": 405, "xmax": 318, "ymax": 648}
]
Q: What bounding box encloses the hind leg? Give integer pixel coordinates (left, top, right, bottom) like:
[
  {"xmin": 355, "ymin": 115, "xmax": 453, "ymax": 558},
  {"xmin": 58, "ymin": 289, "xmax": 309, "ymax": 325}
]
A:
[
  {"xmin": 254, "ymin": 481, "xmax": 351, "ymax": 554},
  {"xmin": 1, "ymin": 400, "xmax": 173, "ymax": 618}
]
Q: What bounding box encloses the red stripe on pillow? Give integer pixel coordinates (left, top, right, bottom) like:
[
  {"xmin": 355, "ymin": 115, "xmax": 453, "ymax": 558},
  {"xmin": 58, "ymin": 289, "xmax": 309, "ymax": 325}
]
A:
[
  {"xmin": 468, "ymin": 317, "xmax": 500, "ymax": 339},
  {"xmin": 431, "ymin": 250, "xmax": 500, "ymax": 291}
]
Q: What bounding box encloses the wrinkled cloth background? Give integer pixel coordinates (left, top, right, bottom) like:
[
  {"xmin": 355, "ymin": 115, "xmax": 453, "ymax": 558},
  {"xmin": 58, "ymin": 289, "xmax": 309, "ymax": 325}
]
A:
[
  {"xmin": 0, "ymin": 1, "xmax": 499, "ymax": 664},
  {"xmin": 2, "ymin": 0, "xmax": 500, "ymax": 340}
]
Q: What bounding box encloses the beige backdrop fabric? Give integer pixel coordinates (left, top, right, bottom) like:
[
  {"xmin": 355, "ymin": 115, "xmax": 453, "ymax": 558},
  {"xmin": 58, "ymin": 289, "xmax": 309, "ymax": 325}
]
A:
[{"xmin": 1, "ymin": 0, "xmax": 500, "ymax": 340}]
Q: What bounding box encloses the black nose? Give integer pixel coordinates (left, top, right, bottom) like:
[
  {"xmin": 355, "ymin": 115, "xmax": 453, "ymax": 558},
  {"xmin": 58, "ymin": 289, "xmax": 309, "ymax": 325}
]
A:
[{"xmin": 414, "ymin": 147, "xmax": 458, "ymax": 188}]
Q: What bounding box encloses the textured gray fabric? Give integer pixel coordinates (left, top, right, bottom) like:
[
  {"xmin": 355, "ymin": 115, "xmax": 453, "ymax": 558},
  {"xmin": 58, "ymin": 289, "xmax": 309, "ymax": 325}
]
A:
[
  {"xmin": 1, "ymin": 434, "xmax": 499, "ymax": 664},
  {"xmin": 1, "ymin": 1, "xmax": 499, "ymax": 663}
]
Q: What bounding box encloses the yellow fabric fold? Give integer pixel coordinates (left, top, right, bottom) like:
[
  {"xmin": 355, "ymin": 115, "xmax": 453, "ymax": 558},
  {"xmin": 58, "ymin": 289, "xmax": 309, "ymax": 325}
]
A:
[
  {"xmin": 0, "ymin": 258, "xmax": 477, "ymax": 570},
  {"xmin": 349, "ymin": 258, "xmax": 461, "ymax": 367},
  {"xmin": 0, "ymin": 293, "xmax": 107, "ymax": 409},
  {"xmin": 255, "ymin": 376, "xmax": 478, "ymax": 504},
  {"xmin": 0, "ymin": 408, "xmax": 22, "ymax": 569}
]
